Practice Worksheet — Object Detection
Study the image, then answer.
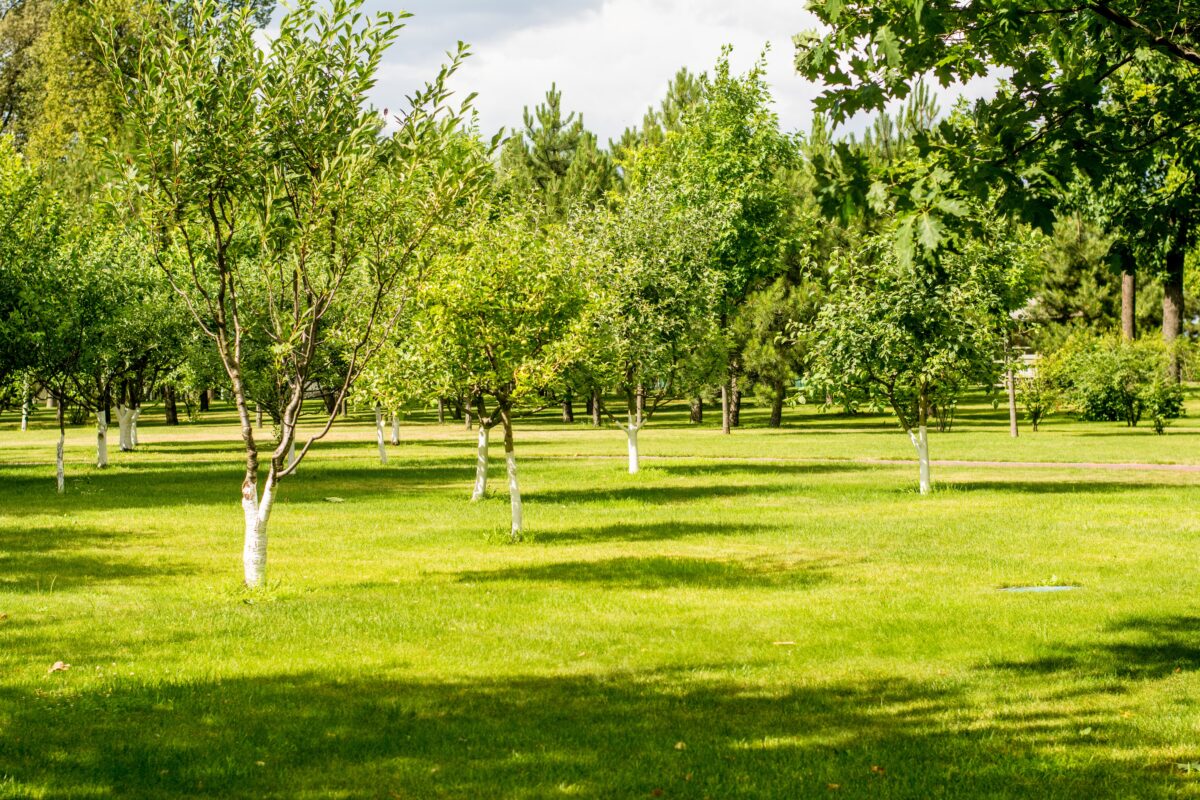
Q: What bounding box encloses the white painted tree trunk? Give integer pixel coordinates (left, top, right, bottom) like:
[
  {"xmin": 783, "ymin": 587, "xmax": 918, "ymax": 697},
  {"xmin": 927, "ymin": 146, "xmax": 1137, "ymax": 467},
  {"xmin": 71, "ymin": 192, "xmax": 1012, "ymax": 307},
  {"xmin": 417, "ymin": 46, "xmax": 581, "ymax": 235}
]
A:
[
  {"xmin": 242, "ymin": 478, "xmax": 276, "ymax": 588},
  {"xmin": 20, "ymin": 380, "xmax": 29, "ymax": 431},
  {"xmin": 908, "ymin": 426, "xmax": 931, "ymax": 495},
  {"xmin": 95, "ymin": 411, "xmax": 109, "ymax": 468},
  {"xmin": 390, "ymin": 415, "xmax": 400, "ymax": 446},
  {"xmin": 116, "ymin": 406, "xmax": 134, "ymax": 451},
  {"xmin": 130, "ymin": 407, "xmax": 140, "ymax": 448},
  {"xmin": 507, "ymin": 450, "xmax": 522, "ymax": 538},
  {"xmin": 374, "ymin": 406, "xmax": 388, "ymax": 465},
  {"xmin": 56, "ymin": 429, "xmax": 65, "ymax": 494},
  {"xmin": 625, "ymin": 424, "xmax": 641, "ymax": 474},
  {"xmin": 471, "ymin": 426, "xmax": 489, "ymax": 501}
]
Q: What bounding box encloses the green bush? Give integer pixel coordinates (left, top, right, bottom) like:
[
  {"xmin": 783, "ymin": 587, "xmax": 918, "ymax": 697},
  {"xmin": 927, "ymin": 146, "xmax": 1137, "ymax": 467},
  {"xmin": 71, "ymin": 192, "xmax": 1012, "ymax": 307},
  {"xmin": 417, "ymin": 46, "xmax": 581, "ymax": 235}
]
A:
[{"xmin": 1041, "ymin": 333, "xmax": 1184, "ymax": 433}]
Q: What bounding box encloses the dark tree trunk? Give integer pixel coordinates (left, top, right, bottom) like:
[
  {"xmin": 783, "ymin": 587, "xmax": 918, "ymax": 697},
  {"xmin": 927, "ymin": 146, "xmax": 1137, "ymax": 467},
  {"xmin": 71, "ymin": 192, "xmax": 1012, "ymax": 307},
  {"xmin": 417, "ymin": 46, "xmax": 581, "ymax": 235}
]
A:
[
  {"xmin": 164, "ymin": 387, "xmax": 179, "ymax": 426},
  {"xmin": 1163, "ymin": 242, "xmax": 1185, "ymax": 382},
  {"xmin": 562, "ymin": 391, "xmax": 574, "ymax": 424},
  {"xmin": 199, "ymin": 390, "xmax": 210, "ymax": 412},
  {"xmin": 585, "ymin": 392, "xmax": 593, "ymax": 417},
  {"xmin": 690, "ymin": 397, "xmax": 703, "ymax": 424},
  {"xmin": 1121, "ymin": 262, "xmax": 1136, "ymax": 342},
  {"xmin": 730, "ymin": 375, "xmax": 741, "ymax": 428},
  {"xmin": 769, "ymin": 381, "xmax": 784, "ymax": 428},
  {"xmin": 451, "ymin": 395, "xmax": 463, "ymax": 421},
  {"xmin": 591, "ymin": 389, "xmax": 601, "ymax": 427}
]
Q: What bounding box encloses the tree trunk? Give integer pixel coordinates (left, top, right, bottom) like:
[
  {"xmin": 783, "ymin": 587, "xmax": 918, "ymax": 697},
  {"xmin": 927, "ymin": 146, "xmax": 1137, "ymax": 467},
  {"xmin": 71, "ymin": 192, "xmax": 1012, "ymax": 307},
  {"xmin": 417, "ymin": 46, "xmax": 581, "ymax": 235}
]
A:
[
  {"xmin": 199, "ymin": 391, "xmax": 209, "ymax": 412},
  {"xmin": 117, "ymin": 405, "xmax": 135, "ymax": 452},
  {"xmin": 690, "ymin": 397, "xmax": 703, "ymax": 424},
  {"xmin": 591, "ymin": 389, "xmax": 601, "ymax": 427},
  {"xmin": 769, "ymin": 381, "xmax": 784, "ymax": 428},
  {"xmin": 374, "ymin": 406, "xmax": 388, "ymax": 466},
  {"xmin": 96, "ymin": 409, "xmax": 109, "ymax": 468},
  {"xmin": 164, "ymin": 388, "xmax": 179, "ymax": 426},
  {"xmin": 390, "ymin": 415, "xmax": 400, "ymax": 446},
  {"xmin": 286, "ymin": 438, "xmax": 296, "ymax": 469},
  {"xmin": 56, "ymin": 402, "xmax": 65, "ymax": 494},
  {"xmin": 1121, "ymin": 266, "xmax": 1136, "ymax": 341},
  {"xmin": 585, "ymin": 392, "xmax": 594, "ymax": 418},
  {"xmin": 1163, "ymin": 242, "xmax": 1185, "ymax": 382},
  {"xmin": 562, "ymin": 392, "xmax": 574, "ymax": 424},
  {"xmin": 464, "ymin": 407, "xmax": 473, "ymax": 430},
  {"xmin": 1006, "ymin": 366, "xmax": 1019, "ymax": 438},
  {"xmin": 471, "ymin": 424, "xmax": 489, "ymax": 500},
  {"xmin": 908, "ymin": 396, "xmax": 932, "ymax": 495},
  {"xmin": 720, "ymin": 384, "xmax": 731, "ymax": 435},
  {"xmin": 501, "ymin": 408, "xmax": 522, "ymax": 539},
  {"xmin": 255, "ymin": 403, "xmax": 263, "ymax": 428},
  {"xmin": 20, "ymin": 378, "xmax": 30, "ymax": 431},
  {"xmin": 625, "ymin": 423, "xmax": 641, "ymax": 474},
  {"xmin": 438, "ymin": 398, "xmax": 446, "ymax": 425},
  {"xmin": 242, "ymin": 474, "xmax": 277, "ymax": 589},
  {"xmin": 130, "ymin": 407, "xmax": 140, "ymax": 448},
  {"xmin": 730, "ymin": 375, "xmax": 741, "ymax": 428}
]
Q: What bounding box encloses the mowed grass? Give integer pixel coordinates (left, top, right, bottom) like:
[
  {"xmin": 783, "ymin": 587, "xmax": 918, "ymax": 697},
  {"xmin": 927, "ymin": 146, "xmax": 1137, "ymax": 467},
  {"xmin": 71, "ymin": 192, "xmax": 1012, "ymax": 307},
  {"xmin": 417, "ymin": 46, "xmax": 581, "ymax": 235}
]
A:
[{"xmin": 2, "ymin": 395, "xmax": 1200, "ymax": 798}]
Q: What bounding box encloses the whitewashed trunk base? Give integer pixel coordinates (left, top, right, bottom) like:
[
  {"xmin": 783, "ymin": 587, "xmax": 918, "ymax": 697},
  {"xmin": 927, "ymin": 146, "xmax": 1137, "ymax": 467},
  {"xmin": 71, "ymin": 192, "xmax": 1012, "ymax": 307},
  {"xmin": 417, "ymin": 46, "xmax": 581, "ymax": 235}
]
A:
[
  {"xmin": 625, "ymin": 425, "xmax": 640, "ymax": 474},
  {"xmin": 374, "ymin": 407, "xmax": 388, "ymax": 466},
  {"xmin": 909, "ymin": 425, "xmax": 931, "ymax": 495},
  {"xmin": 96, "ymin": 411, "xmax": 109, "ymax": 468},
  {"xmin": 471, "ymin": 426, "xmax": 489, "ymax": 501},
  {"xmin": 507, "ymin": 451, "xmax": 522, "ymax": 538}
]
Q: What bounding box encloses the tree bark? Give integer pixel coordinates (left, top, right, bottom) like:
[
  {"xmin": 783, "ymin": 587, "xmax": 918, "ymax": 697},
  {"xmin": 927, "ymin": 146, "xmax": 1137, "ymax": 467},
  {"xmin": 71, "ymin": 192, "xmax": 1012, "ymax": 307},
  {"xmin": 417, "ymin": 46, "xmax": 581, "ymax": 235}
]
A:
[
  {"xmin": 635, "ymin": 384, "xmax": 645, "ymax": 427},
  {"xmin": 471, "ymin": 424, "xmax": 489, "ymax": 500},
  {"xmin": 164, "ymin": 387, "xmax": 179, "ymax": 426},
  {"xmin": 501, "ymin": 407, "xmax": 522, "ymax": 539},
  {"xmin": 1006, "ymin": 367, "xmax": 1019, "ymax": 438},
  {"xmin": 625, "ymin": 423, "xmax": 641, "ymax": 474},
  {"xmin": 562, "ymin": 391, "xmax": 574, "ymax": 423},
  {"xmin": 20, "ymin": 378, "xmax": 30, "ymax": 431},
  {"xmin": 390, "ymin": 415, "xmax": 400, "ymax": 445},
  {"xmin": 96, "ymin": 409, "xmax": 109, "ymax": 468},
  {"xmin": 255, "ymin": 403, "xmax": 263, "ymax": 429},
  {"xmin": 1163, "ymin": 242, "xmax": 1185, "ymax": 382},
  {"xmin": 730, "ymin": 375, "xmax": 741, "ymax": 428},
  {"xmin": 438, "ymin": 398, "xmax": 446, "ymax": 425},
  {"xmin": 908, "ymin": 394, "xmax": 932, "ymax": 495},
  {"xmin": 591, "ymin": 389, "xmax": 601, "ymax": 427},
  {"xmin": 720, "ymin": 384, "xmax": 731, "ymax": 434},
  {"xmin": 690, "ymin": 397, "xmax": 703, "ymax": 424},
  {"xmin": 769, "ymin": 381, "xmax": 784, "ymax": 428},
  {"xmin": 199, "ymin": 390, "xmax": 210, "ymax": 412},
  {"xmin": 374, "ymin": 406, "xmax": 388, "ymax": 465},
  {"xmin": 117, "ymin": 405, "xmax": 135, "ymax": 452},
  {"xmin": 1121, "ymin": 268, "xmax": 1136, "ymax": 341},
  {"xmin": 56, "ymin": 401, "xmax": 65, "ymax": 494}
]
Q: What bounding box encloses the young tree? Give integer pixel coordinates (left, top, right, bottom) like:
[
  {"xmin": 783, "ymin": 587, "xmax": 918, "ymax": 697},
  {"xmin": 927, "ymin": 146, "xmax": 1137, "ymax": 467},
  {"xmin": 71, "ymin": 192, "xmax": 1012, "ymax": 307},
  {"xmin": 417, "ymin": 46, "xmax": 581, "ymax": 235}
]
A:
[
  {"xmin": 580, "ymin": 179, "xmax": 728, "ymax": 472},
  {"xmin": 98, "ymin": 0, "xmax": 490, "ymax": 586},
  {"xmin": 416, "ymin": 207, "xmax": 586, "ymax": 538}
]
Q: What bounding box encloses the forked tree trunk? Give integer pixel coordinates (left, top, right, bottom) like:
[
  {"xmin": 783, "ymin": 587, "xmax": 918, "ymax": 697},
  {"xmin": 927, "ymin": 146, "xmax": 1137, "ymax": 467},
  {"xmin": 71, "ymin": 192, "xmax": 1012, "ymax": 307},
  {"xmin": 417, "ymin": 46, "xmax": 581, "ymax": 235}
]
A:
[
  {"xmin": 95, "ymin": 409, "xmax": 109, "ymax": 468},
  {"xmin": 471, "ymin": 425, "xmax": 489, "ymax": 500},
  {"xmin": 242, "ymin": 474, "xmax": 277, "ymax": 589},
  {"xmin": 390, "ymin": 415, "xmax": 400, "ymax": 445},
  {"xmin": 501, "ymin": 409, "xmax": 522, "ymax": 539},
  {"xmin": 374, "ymin": 406, "xmax": 388, "ymax": 466},
  {"xmin": 625, "ymin": 422, "xmax": 641, "ymax": 474},
  {"xmin": 117, "ymin": 405, "xmax": 135, "ymax": 452}
]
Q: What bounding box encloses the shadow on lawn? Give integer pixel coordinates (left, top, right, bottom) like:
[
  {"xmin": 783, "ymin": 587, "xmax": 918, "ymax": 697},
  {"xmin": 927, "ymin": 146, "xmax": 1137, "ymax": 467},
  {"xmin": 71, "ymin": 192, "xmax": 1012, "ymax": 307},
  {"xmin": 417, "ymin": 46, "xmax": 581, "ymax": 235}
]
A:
[
  {"xmin": 542, "ymin": 520, "xmax": 775, "ymax": 544},
  {"xmin": 0, "ymin": 665, "xmax": 1184, "ymax": 799},
  {"xmin": 0, "ymin": 525, "xmax": 195, "ymax": 589},
  {"xmin": 940, "ymin": 480, "xmax": 1183, "ymax": 495},
  {"xmin": 455, "ymin": 554, "xmax": 833, "ymax": 590},
  {"xmin": 988, "ymin": 615, "xmax": 1200, "ymax": 680}
]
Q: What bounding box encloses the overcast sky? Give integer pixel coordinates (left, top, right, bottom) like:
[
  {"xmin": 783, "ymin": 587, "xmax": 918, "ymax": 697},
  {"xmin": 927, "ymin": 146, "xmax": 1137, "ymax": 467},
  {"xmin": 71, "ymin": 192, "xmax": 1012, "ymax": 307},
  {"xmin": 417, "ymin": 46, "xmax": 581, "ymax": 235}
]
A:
[{"xmin": 274, "ymin": 1, "xmax": 998, "ymax": 144}]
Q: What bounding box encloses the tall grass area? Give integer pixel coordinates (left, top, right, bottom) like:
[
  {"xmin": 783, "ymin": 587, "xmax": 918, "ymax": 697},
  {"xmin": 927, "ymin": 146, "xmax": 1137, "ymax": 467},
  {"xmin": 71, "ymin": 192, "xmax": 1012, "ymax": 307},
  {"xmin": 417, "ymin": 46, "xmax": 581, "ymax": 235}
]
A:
[{"xmin": 2, "ymin": 394, "xmax": 1199, "ymax": 798}]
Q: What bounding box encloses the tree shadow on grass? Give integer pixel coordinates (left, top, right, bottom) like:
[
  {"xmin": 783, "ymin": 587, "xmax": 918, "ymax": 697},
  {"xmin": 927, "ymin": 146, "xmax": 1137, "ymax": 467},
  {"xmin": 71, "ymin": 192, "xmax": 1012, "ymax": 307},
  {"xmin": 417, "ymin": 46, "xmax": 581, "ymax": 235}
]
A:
[
  {"xmin": 0, "ymin": 461, "xmax": 474, "ymax": 516},
  {"xmin": 539, "ymin": 520, "xmax": 776, "ymax": 544},
  {"xmin": 939, "ymin": 480, "xmax": 1182, "ymax": 495},
  {"xmin": 0, "ymin": 526, "xmax": 196, "ymax": 590},
  {"xmin": 0, "ymin": 667, "xmax": 1185, "ymax": 799},
  {"xmin": 987, "ymin": 615, "xmax": 1200, "ymax": 680},
  {"xmin": 454, "ymin": 555, "xmax": 834, "ymax": 590},
  {"xmin": 650, "ymin": 461, "xmax": 880, "ymax": 479},
  {"xmin": 529, "ymin": 482, "xmax": 804, "ymax": 507}
]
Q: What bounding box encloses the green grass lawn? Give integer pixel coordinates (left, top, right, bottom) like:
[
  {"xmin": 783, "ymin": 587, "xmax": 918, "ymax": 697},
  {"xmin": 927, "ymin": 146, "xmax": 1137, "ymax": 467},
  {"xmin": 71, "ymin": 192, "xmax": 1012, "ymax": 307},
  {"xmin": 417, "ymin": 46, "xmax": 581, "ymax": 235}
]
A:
[{"xmin": 2, "ymin": 395, "xmax": 1200, "ymax": 798}]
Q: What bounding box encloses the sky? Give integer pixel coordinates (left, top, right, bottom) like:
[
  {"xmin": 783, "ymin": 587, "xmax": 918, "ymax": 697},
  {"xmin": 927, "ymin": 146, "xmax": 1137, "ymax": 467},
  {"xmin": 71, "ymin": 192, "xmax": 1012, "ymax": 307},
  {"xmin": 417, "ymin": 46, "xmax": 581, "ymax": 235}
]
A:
[{"xmin": 270, "ymin": 1, "xmax": 1000, "ymax": 144}]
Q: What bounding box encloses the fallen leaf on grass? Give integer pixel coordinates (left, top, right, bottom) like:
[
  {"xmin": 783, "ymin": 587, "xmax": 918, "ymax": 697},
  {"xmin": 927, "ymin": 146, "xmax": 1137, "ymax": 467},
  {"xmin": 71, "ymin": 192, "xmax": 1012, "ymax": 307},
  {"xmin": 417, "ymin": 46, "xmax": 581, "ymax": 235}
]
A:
[
  {"xmin": 324, "ymin": 497, "xmax": 346, "ymax": 503},
  {"xmin": 674, "ymin": 741, "xmax": 687, "ymax": 750},
  {"xmin": 48, "ymin": 661, "xmax": 69, "ymax": 673},
  {"xmin": 827, "ymin": 784, "xmax": 840, "ymax": 791},
  {"xmin": 871, "ymin": 765, "xmax": 886, "ymax": 775},
  {"xmin": 772, "ymin": 641, "xmax": 796, "ymax": 646}
]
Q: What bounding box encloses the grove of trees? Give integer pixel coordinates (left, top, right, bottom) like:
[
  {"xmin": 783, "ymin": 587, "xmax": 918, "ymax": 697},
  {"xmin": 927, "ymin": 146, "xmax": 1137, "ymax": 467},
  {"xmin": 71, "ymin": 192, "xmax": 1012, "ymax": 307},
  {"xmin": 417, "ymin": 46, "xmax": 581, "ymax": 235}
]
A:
[{"xmin": 1, "ymin": 0, "xmax": 1196, "ymax": 582}]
